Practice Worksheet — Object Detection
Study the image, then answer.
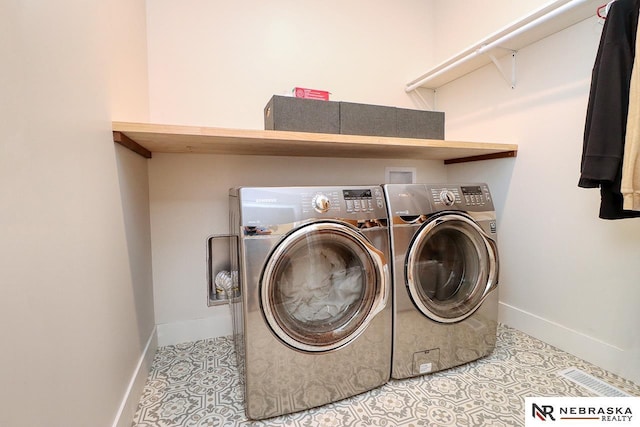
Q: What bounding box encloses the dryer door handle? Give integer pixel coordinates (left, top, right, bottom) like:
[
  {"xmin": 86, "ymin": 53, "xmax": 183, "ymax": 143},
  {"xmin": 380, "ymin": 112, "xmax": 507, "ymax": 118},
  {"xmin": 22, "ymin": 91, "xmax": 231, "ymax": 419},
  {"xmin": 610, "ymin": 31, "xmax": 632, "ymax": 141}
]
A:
[{"xmin": 486, "ymin": 236, "xmax": 499, "ymax": 293}]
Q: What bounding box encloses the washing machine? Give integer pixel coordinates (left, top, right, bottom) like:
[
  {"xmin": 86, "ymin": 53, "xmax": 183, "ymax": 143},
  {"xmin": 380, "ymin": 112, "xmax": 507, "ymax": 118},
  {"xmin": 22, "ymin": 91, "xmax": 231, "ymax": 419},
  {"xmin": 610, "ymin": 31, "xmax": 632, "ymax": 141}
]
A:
[
  {"xmin": 383, "ymin": 183, "xmax": 499, "ymax": 380},
  {"xmin": 229, "ymin": 186, "xmax": 392, "ymax": 420}
]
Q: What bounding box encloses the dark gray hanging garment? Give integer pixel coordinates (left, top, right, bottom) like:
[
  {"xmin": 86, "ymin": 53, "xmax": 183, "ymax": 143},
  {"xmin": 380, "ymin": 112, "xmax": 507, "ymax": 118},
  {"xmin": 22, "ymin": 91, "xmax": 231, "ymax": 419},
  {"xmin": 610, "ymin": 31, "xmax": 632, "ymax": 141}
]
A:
[{"xmin": 579, "ymin": 0, "xmax": 640, "ymax": 219}]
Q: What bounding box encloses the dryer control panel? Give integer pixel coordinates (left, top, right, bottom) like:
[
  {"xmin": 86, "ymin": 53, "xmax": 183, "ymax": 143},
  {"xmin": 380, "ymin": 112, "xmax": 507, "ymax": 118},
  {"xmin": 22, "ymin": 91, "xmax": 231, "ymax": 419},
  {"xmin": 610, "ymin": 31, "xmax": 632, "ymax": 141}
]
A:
[{"xmin": 430, "ymin": 184, "xmax": 493, "ymax": 209}]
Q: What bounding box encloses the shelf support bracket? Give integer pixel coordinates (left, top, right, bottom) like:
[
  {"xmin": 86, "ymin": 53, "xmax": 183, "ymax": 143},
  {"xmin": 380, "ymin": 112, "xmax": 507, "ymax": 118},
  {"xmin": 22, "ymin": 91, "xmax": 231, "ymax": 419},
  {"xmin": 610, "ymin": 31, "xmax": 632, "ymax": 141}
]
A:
[
  {"xmin": 113, "ymin": 131, "xmax": 152, "ymax": 159},
  {"xmin": 409, "ymin": 87, "xmax": 437, "ymax": 111},
  {"xmin": 444, "ymin": 150, "xmax": 518, "ymax": 165},
  {"xmin": 486, "ymin": 49, "xmax": 517, "ymax": 89}
]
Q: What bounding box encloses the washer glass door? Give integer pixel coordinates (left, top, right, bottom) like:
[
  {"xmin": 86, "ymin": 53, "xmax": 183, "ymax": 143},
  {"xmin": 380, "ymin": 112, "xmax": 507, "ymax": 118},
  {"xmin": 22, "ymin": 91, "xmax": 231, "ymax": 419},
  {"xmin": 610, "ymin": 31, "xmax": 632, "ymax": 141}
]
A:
[
  {"xmin": 406, "ymin": 214, "xmax": 497, "ymax": 323},
  {"xmin": 261, "ymin": 221, "xmax": 386, "ymax": 353}
]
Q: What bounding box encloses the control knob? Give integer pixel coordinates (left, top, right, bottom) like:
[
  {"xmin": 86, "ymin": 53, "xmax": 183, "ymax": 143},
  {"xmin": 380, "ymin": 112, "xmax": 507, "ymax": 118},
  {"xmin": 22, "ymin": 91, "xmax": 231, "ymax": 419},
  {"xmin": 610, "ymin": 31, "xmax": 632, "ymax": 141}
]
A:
[
  {"xmin": 440, "ymin": 190, "xmax": 456, "ymax": 206},
  {"xmin": 312, "ymin": 194, "xmax": 331, "ymax": 213}
]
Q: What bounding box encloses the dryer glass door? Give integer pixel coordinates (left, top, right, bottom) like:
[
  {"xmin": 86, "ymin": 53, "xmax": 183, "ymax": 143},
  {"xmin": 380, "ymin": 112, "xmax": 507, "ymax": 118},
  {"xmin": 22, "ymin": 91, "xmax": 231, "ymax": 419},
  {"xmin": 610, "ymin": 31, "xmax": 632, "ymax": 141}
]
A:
[
  {"xmin": 261, "ymin": 221, "xmax": 387, "ymax": 353},
  {"xmin": 406, "ymin": 214, "xmax": 497, "ymax": 323}
]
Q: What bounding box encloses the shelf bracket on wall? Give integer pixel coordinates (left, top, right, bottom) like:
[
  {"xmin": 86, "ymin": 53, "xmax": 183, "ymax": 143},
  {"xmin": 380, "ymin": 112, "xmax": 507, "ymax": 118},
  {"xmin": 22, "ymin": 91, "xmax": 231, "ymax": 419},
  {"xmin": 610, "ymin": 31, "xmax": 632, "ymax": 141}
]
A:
[
  {"xmin": 113, "ymin": 131, "xmax": 152, "ymax": 158},
  {"xmin": 486, "ymin": 49, "xmax": 517, "ymax": 89},
  {"xmin": 409, "ymin": 87, "xmax": 437, "ymax": 110}
]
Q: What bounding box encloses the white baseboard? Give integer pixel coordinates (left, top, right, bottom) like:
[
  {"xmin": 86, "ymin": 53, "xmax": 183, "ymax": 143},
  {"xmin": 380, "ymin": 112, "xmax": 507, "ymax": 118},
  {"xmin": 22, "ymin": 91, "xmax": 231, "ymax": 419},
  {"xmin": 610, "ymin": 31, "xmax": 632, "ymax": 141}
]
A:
[
  {"xmin": 498, "ymin": 302, "xmax": 633, "ymax": 379},
  {"xmin": 111, "ymin": 326, "xmax": 158, "ymax": 427},
  {"xmin": 157, "ymin": 308, "xmax": 232, "ymax": 347}
]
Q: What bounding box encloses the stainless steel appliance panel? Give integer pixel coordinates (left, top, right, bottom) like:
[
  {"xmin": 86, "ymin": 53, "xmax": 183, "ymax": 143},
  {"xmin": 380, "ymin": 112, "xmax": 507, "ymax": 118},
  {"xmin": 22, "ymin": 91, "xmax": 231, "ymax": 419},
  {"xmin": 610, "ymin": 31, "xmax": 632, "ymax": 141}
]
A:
[
  {"xmin": 230, "ymin": 186, "xmax": 392, "ymax": 419},
  {"xmin": 384, "ymin": 183, "xmax": 499, "ymax": 380}
]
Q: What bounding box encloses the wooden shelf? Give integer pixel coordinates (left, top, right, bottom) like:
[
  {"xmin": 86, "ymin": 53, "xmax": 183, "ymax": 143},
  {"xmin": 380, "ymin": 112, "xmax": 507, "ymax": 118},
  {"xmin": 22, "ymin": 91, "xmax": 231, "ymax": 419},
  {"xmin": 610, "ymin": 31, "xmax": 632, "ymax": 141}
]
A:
[{"xmin": 112, "ymin": 121, "xmax": 517, "ymax": 164}]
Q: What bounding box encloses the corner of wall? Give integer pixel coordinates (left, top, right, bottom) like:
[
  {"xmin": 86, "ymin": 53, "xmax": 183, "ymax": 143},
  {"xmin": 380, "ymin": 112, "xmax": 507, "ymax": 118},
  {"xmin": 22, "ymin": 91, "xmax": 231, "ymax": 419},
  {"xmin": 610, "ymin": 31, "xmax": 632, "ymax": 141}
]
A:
[{"xmin": 156, "ymin": 306, "xmax": 233, "ymax": 347}]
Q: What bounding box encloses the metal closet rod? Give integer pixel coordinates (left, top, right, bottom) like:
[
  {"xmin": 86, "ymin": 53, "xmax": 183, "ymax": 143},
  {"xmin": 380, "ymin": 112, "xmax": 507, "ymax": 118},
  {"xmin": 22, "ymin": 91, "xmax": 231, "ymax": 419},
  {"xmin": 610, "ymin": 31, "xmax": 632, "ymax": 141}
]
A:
[{"xmin": 405, "ymin": 0, "xmax": 593, "ymax": 93}]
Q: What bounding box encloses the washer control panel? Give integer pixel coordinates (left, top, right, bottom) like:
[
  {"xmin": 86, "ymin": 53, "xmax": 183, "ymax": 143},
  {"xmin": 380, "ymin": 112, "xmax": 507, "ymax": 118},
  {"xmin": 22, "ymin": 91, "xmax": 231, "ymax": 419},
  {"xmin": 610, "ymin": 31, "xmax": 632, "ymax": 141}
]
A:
[
  {"xmin": 301, "ymin": 187, "xmax": 386, "ymax": 216},
  {"xmin": 312, "ymin": 193, "xmax": 331, "ymax": 213},
  {"xmin": 241, "ymin": 186, "xmax": 388, "ymax": 225},
  {"xmin": 343, "ymin": 187, "xmax": 385, "ymax": 213},
  {"xmin": 461, "ymin": 185, "xmax": 489, "ymax": 206},
  {"xmin": 439, "ymin": 189, "xmax": 457, "ymax": 206}
]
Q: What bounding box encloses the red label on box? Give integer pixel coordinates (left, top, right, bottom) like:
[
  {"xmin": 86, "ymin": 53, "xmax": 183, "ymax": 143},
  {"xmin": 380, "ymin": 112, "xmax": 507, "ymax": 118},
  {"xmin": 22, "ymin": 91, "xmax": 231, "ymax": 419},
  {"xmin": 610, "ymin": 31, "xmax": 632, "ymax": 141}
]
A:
[{"xmin": 293, "ymin": 87, "xmax": 330, "ymax": 100}]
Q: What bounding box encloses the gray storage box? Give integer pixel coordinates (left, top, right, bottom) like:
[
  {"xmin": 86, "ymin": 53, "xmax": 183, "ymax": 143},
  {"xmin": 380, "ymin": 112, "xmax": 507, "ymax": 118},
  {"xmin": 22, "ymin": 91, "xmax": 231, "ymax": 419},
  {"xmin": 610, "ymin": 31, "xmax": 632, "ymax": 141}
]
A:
[
  {"xmin": 396, "ymin": 107, "xmax": 445, "ymax": 139},
  {"xmin": 339, "ymin": 102, "xmax": 397, "ymax": 137},
  {"xmin": 264, "ymin": 95, "xmax": 340, "ymax": 134}
]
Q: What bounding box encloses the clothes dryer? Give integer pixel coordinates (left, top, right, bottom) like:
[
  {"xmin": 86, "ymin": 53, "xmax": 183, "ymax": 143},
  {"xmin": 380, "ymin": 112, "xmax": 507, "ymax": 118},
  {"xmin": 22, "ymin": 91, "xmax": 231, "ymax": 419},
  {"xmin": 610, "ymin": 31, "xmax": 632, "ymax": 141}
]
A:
[
  {"xmin": 229, "ymin": 186, "xmax": 392, "ymax": 420},
  {"xmin": 383, "ymin": 183, "xmax": 499, "ymax": 379}
]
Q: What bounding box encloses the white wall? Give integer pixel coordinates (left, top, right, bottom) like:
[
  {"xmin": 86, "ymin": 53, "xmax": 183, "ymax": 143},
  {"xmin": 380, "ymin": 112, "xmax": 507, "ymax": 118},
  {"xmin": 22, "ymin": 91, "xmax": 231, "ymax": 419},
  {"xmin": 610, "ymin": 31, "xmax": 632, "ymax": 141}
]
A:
[
  {"xmin": 146, "ymin": 0, "xmax": 436, "ymax": 128},
  {"xmin": 432, "ymin": 6, "xmax": 640, "ymax": 383},
  {"xmin": 430, "ymin": 0, "xmax": 559, "ymax": 65},
  {"xmin": 145, "ymin": 0, "xmax": 443, "ymax": 344},
  {"xmin": 0, "ymin": 1, "xmax": 155, "ymax": 426},
  {"xmin": 149, "ymin": 155, "xmax": 445, "ymax": 344},
  {"xmin": 145, "ymin": 0, "xmax": 640, "ymax": 385}
]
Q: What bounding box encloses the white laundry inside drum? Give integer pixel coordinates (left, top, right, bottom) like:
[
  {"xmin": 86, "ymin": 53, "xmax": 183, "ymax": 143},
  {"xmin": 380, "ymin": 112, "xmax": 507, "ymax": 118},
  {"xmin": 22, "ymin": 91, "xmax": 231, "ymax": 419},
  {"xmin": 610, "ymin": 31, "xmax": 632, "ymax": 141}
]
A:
[{"xmin": 278, "ymin": 247, "xmax": 364, "ymax": 323}]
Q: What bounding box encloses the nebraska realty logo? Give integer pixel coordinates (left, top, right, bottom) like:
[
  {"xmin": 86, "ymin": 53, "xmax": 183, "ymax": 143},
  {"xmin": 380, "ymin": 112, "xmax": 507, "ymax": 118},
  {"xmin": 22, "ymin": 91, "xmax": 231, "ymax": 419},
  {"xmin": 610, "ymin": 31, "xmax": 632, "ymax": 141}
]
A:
[{"xmin": 525, "ymin": 397, "xmax": 640, "ymax": 426}]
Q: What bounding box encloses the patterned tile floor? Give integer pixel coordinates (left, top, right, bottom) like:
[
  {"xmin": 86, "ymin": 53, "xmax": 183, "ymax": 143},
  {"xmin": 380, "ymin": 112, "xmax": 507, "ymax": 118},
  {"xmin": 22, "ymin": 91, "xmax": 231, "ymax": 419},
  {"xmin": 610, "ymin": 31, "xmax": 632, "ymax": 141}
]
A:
[{"xmin": 132, "ymin": 325, "xmax": 640, "ymax": 426}]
